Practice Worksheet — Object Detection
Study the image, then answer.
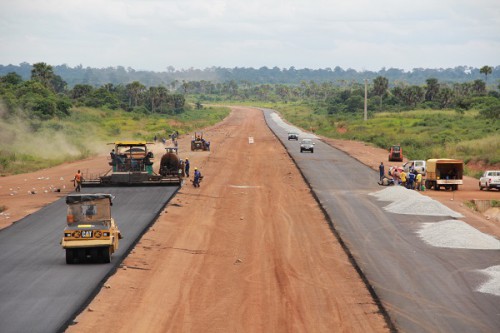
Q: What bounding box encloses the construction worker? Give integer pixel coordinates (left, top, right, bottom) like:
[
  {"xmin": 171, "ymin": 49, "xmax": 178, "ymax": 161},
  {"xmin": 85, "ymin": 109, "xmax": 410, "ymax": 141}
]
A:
[
  {"xmin": 184, "ymin": 158, "xmax": 190, "ymax": 177},
  {"xmin": 415, "ymin": 172, "xmax": 423, "ymax": 191},
  {"xmin": 379, "ymin": 162, "xmax": 385, "ymax": 181},
  {"xmin": 73, "ymin": 170, "xmax": 82, "ymax": 192},
  {"xmin": 400, "ymin": 170, "xmax": 407, "ymax": 188},
  {"xmin": 193, "ymin": 167, "xmax": 201, "ymax": 187},
  {"xmin": 407, "ymin": 171, "xmax": 416, "ymax": 189}
]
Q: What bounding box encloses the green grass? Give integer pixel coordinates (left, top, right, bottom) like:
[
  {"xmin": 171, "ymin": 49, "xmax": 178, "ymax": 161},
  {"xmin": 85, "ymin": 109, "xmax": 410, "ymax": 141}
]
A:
[
  {"xmin": 0, "ymin": 105, "xmax": 230, "ymax": 175},
  {"xmin": 271, "ymin": 105, "xmax": 499, "ymax": 169}
]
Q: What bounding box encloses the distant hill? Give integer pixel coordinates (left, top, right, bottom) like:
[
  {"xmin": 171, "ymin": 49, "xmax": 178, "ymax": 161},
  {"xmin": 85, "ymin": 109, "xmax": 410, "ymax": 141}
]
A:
[{"xmin": 1, "ymin": 62, "xmax": 498, "ymax": 88}]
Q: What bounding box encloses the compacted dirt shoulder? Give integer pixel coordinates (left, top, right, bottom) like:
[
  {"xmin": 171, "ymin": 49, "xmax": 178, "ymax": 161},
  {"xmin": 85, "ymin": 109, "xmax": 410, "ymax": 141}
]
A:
[
  {"xmin": 0, "ymin": 156, "xmax": 110, "ymax": 229},
  {"xmin": 66, "ymin": 107, "xmax": 388, "ymax": 332}
]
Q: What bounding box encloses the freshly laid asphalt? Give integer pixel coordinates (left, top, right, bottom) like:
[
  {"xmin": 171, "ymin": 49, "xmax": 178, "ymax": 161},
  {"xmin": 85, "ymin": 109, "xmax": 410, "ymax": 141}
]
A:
[
  {"xmin": 0, "ymin": 186, "xmax": 178, "ymax": 333},
  {"xmin": 262, "ymin": 108, "xmax": 499, "ymax": 333}
]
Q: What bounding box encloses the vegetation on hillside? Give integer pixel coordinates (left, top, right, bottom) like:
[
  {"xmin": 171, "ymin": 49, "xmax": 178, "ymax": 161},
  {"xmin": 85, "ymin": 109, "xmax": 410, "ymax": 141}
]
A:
[
  {"xmin": 187, "ymin": 73, "xmax": 499, "ymax": 174},
  {"xmin": 0, "ymin": 63, "xmax": 228, "ymax": 175},
  {"xmin": 1, "ymin": 62, "xmax": 499, "ymax": 177}
]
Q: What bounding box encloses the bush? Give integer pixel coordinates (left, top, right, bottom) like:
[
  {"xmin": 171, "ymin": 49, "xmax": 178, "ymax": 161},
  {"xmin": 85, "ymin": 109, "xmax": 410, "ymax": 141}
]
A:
[{"xmin": 479, "ymin": 104, "xmax": 500, "ymax": 120}]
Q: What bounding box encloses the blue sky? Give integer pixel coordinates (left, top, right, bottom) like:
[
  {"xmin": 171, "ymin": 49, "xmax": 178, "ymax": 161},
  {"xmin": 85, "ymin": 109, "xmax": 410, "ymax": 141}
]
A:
[{"xmin": 1, "ymin": 0, "xmax": 499, "ymax": 71}]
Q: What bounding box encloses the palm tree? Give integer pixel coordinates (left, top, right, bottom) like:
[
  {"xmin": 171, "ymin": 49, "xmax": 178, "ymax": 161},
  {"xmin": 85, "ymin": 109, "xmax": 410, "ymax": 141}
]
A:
[
  {"xmin": 425, "ymin": 78, "xmax": 440, "ymax": 101},
  {"xmin": 125, "ymin": 81, "xmax": 145, "ymax": 108},
  {"xmin": 479, "ymin": 65, "xmax": 493, "ymax": 82},
  {"xmin": 31, "ymin": 62, "xmax": 55, "ymax": 89},
  {"xmin": 148, "ymin": 87, "xmax": 159, "ymax": 113},
  {"xmin": 156, "ymin": 86, "xmax": 169, "ymax": 113},
  {"xmin": 373, "ymin": 76, "xmax": 389, "ymax": 108}
]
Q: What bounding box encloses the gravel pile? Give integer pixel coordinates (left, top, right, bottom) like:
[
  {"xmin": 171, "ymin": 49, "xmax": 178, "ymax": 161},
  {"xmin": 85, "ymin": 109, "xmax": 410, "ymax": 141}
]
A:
[
  {"xmin": 370, "ymin": 186, "xmax": 420, "ymax": 202},
  {"xmin": 370, "ymin": 186, "xmax": 463, "ymax": 218},
  {"xmin": 417, "ymin": 220, "xmax": 500, "ymax": 250},
  {"xmin": 476, "ymin": 266, "xmax": 500, "ymax": 296}
]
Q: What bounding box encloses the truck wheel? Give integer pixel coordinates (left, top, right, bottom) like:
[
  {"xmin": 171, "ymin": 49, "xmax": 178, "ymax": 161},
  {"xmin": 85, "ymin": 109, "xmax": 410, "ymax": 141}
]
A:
[
  {"xmin": 100, "ymin": 247, "xmax": 111, "ymax": 263},
  {"xmin": 65, "ymin": 249, "xmax": 75, "ymax": 264}
]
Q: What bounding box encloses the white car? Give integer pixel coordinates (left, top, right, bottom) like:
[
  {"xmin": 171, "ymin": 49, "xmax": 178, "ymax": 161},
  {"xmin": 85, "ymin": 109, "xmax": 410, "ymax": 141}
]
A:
[
  {"xmin": 403, "ymin": 160, "xmax": 426, "ymax": 175},
  {"xmin": 479, "ymin": 170, "xmax": 500, "ymax": 190}
]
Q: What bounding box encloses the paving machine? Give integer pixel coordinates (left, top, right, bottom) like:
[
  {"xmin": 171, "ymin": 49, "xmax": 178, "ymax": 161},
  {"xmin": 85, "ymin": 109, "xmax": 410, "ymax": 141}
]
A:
[{"xmin": 81, "ymin": 141, "xmax": 181, "ymax": 186}]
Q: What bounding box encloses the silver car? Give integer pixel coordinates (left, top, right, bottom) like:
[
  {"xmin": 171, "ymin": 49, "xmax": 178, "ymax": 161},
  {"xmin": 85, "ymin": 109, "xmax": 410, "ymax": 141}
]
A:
[
  {"xmin": 300, "ymin": 139, "xmax": 314, "ymax": 153},
  {"xmin": 288, "ymin": 132, "xmax": 299, "ymax": 140}
]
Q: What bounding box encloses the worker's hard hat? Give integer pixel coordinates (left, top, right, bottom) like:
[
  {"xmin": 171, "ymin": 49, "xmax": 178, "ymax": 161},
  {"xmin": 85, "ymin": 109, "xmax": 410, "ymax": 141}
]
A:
[
  {"xmin": 195, "ymin": 167, "xmax": 198, "ymax": 170},
  {"xmin": 185, "ymin": 158, "xmax": 188, "ymax": 160}
]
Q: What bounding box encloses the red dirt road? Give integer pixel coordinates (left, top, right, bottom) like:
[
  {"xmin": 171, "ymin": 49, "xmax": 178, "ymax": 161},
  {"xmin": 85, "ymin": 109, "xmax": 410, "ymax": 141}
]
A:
[
  {"xmin": 1, "ymin": 106, "xmax": 498, "ymax": 332},
  {"xmin": 65, "ymin": 107, "xmax": 387, "ymax": 332}
]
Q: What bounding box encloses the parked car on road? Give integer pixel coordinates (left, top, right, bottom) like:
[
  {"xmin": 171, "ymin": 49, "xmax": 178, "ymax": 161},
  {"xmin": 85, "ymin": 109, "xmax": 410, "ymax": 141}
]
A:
[
  {"xmin": 300, "ymin": 139, "xmax": 314, "ymax": 153},
  {"xmin": 479, "ymin": 170, "xmax": 500, "ymax": 190}
]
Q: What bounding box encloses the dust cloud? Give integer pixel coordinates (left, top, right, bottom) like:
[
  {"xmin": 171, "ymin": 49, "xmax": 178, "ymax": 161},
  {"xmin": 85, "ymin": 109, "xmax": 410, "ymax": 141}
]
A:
[{"xmin": 0, "ymin": 104, "xmax": 105, "ymax": 161}]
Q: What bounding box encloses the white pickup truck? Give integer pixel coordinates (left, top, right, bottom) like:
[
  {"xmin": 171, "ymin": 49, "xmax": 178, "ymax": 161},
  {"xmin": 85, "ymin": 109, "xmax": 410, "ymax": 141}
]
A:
[{"xmin": 479, "ymin": 170, "xmax": 500, "ymax": 190}]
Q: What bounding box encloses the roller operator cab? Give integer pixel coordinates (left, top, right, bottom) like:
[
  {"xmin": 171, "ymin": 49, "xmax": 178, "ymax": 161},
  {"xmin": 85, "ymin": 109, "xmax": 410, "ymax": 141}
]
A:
[{"xmin": 61, "ymin": 194, "xmax": 122, "ymax": 264}]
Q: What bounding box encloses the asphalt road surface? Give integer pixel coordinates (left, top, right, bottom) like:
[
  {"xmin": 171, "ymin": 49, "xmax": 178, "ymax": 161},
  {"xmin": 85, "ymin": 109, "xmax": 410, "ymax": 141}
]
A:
[
  {"xmin": 0, "ymin": 186, "xmax": 178, "ymax": 333},
  {"xmin": 262, "ymin": 108, "xmax": 500, "ymax": 333}
]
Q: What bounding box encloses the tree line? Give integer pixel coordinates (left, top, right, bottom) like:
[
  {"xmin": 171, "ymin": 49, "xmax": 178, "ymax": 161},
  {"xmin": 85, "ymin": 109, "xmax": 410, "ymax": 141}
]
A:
[
  {"xmin": 1, "ymin": 62, "xmax": 498, "ymax": 122},
  {"xmin": 0, "ymin": 63, "xmax": 499, "ymax": 88},
  {"xmin": 185, "ymin": 75, "xmax": 499, "ymax": 119},
  {"xmin": 0, "ymin": 63, "xmax": 186, "ymax": 121}
]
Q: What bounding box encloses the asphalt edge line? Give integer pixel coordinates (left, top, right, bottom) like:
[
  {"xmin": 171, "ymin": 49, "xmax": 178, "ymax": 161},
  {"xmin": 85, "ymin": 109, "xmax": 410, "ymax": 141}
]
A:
[
  {"xmin": 58, "ymin": 185, "xmax": 181, "ymax": 333},
  {"xmin": 260, "ymin": 108, "xmax": 398, "ymax": 333}
]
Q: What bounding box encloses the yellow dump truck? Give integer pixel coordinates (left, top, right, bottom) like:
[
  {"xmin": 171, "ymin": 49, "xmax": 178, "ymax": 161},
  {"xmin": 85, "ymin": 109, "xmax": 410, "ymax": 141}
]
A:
[
  {"xmin": 425, "ymin": 158, "xmax": 464, "ymax": 191},
  {"xmin": 61, "ymin": 193, "xmax": 121, "ymax": 264}
]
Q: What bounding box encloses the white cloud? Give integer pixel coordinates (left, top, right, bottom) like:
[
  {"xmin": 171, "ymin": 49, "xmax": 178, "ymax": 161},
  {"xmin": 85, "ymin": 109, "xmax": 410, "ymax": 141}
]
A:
[{"xmin": 0, "ymin": 0, "xmax": 499, "ymax": 70}]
